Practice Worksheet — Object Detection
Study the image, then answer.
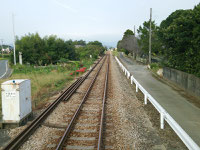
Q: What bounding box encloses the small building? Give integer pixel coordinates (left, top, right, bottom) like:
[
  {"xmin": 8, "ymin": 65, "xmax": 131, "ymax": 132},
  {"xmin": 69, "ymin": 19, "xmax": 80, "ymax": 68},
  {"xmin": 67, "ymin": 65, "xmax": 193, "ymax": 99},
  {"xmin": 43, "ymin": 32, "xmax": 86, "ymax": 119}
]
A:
[{"xmin": 75, "ymin": 45, "xmax": 84, "ymax": 48}]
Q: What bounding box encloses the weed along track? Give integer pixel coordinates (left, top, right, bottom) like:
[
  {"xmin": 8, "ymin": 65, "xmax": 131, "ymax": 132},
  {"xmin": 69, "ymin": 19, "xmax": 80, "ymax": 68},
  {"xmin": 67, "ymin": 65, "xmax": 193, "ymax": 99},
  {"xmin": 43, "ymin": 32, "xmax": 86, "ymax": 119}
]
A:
[{"xmin": 3, "ymin": 54, "xmax": 112, "ymax": 150}]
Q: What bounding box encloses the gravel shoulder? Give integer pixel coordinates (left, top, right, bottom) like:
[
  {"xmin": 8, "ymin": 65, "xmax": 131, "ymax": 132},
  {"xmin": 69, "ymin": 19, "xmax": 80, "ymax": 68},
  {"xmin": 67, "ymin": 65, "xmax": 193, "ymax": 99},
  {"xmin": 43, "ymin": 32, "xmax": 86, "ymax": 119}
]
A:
[{"xmin": 107, "ymin": 54, "xmax": 165, "ymax": 149}]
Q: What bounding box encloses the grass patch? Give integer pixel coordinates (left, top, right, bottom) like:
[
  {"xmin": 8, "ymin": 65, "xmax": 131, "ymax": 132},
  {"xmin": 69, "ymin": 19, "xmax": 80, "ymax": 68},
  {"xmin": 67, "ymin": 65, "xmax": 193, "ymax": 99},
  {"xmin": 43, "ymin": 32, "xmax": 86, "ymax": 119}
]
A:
[
  {"xmin": 112, "ymin": 50, "xmax": 119, "ymax": 57},
  {"xmin": 0, "ymin": 54, "xmax": 10, "ymax": 60},
  {"xmin": 150, "ymin": 63, "xmax": 160, "ymax": 73},
  {"xmin": 0, "ymin": 59, "xmax": 95, "ymax": 120}
]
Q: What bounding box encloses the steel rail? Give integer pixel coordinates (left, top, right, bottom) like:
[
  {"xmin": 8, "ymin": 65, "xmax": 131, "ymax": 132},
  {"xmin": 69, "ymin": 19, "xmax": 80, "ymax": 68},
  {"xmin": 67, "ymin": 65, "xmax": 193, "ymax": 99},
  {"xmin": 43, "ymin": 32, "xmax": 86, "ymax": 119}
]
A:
[
  {"xmin": 97, "ymin": 55, "xmax": 109, "ymax": 150},
  {"xmin": 56, "ymin": 55, "xmax": 108, "ymax": 150},
  {"xmin": 3, "ymin": 56, "xmax": 104, "ymax": 150}
]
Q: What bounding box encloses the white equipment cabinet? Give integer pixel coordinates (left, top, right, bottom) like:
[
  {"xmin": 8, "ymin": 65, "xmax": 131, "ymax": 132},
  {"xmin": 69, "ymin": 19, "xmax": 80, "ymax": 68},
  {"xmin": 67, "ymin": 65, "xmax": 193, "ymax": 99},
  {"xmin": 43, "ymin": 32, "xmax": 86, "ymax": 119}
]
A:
[{"xmin": 1, "ymin": 79, "xmax": 32, "ymax": 123}]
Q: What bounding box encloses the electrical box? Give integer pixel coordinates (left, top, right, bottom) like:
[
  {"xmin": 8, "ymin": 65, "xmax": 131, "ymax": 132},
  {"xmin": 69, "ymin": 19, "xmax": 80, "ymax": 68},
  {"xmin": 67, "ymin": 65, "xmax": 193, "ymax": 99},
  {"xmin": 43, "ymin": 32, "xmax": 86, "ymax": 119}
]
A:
[{"xmin": 1, "ymin": 79, "xmax": 32, "ymax": 123}]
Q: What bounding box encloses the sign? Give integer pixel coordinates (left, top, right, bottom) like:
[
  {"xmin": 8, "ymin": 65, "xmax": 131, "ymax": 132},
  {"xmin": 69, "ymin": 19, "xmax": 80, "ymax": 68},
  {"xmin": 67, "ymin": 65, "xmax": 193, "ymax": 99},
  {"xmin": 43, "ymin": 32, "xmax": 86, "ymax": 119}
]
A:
[{"xmin": 5, "ymin": 91, "xmax": 16, "ymax": 99}]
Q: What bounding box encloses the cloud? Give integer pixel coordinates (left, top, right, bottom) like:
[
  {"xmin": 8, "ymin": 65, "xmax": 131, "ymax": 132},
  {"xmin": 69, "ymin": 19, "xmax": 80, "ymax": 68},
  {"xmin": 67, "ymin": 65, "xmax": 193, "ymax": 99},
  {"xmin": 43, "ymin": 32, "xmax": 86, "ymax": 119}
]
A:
[{"xmin": 52, "ymin": 0, "xmax": 78, "ymax": 13}]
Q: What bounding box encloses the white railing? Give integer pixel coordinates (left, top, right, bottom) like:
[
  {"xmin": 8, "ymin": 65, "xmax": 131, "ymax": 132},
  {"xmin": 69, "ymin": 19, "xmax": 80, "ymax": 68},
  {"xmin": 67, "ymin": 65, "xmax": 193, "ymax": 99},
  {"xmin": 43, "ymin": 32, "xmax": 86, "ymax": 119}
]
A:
[{"xmin": 115, "ymin": 56, "xmax": 200, "ymax": 150}]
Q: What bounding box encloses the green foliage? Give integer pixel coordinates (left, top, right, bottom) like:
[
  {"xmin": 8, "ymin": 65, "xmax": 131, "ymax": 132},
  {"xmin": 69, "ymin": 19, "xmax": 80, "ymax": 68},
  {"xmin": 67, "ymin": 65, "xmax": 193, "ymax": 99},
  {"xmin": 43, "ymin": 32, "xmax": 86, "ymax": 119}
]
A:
[
  {"xmin": 150, "ymin": 63, "xmax": 159, "ymax": 69},
  {"xmin": 112, "ymin": 50, "xmax": 119, "ymax": 57},
  {"xmin": 158, "ymin": 4, "xmax": 200, "ymax": 77},
  {"xmin": 10, "ymin": 33, "xmax": 105, "ymax": 66},
  {"xmin": 75, "ymin": 41, "xmax": 105, "ymax": 60},
  {"xmin": 0, "ymin": 54, "xmax": 10, "ymax": 60},
  {"xmin": 134, "ymin": 3, "xmax": 200, "ymax": 77},
  {"xmin": 137, "ymin": 21, "xmax": 163, "ymax": 55},
  {"xmin": 123, "ymin": 29, "xmax": 134, "ymax": 37},
  {"xmin": 119, "ymin": 48, "xmax": 129, "ymax": 55},
  {"xmin": 150, "ymin": 63, "xmax": 160, "ymax": 73},
  {"xmin": 12, "ymin": 64, "xmax": 66, "ymax": 74},
  {"xmin": 87, "ymin": 41, "xmax": 103, "ymax": 47},
  {"xmin": 117, "ymin": 40, "xmax": 122, "ymax": 50},
  {"xmin": 10, "ymin": 33, "xmax": 77, "ymax": 65},
  {"xmin": 73, "ymin": 40, "xmax": 86, "ymax": 46}
]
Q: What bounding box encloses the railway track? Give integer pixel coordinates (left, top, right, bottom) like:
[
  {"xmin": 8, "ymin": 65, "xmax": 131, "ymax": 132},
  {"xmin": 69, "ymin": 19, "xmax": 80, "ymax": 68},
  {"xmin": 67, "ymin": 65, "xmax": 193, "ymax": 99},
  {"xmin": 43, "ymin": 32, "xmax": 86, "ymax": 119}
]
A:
[
  {"xmin": 3, "ymin": 54, "xmax": 113, "ymax": 150},
  {"xmin": 54, "ymin": 55, "xmax": 110, "ymax": 150}
]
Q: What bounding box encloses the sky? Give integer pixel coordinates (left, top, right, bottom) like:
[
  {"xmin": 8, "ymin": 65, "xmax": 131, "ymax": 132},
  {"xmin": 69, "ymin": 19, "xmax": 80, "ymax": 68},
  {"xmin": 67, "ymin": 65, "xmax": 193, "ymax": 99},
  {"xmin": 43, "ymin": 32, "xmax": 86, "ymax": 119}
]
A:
[{"xmin": 0, "ymin": 0, "xmax": 200, "ymax": 47}]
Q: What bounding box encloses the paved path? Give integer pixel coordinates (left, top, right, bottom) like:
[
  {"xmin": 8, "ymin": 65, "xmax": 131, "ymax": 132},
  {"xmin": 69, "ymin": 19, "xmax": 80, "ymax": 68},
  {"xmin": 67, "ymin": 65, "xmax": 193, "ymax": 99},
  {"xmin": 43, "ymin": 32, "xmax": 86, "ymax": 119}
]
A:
[
  {"xmin": 119, "ymin": 53, "xmax": 200, "ymax": 147},
  {"xmin": 0, "ymin": 60, "xmax": 8, "ymax": 79}
]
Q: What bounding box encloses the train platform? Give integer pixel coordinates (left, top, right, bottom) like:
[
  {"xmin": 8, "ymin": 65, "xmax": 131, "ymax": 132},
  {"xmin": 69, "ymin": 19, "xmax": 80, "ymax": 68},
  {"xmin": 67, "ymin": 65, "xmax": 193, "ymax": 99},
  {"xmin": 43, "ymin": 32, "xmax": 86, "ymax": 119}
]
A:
[{"xmin": 119, "ymin": 53, "xmax": 200, "ymax": 148}]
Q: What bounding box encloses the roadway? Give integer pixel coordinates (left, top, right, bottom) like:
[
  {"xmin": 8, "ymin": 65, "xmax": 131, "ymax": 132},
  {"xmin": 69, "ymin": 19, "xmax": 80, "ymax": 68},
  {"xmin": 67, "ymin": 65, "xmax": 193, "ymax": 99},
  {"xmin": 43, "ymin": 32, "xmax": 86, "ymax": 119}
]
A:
[
  {"xmin": 119, "ymin": 53, "xmax": 200, "ymax": 148},
  {"xmin": 0, "ymin": 60, "xmax": 8, "ymax": 79}
]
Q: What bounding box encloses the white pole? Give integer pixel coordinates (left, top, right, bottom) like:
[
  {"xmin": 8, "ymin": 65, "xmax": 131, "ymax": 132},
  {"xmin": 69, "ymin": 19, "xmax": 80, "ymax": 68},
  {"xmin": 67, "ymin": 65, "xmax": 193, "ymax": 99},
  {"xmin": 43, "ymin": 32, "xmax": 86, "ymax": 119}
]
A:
[
  {"xmin": 149, "ymin": 8, "xmax": 152, "ymax": 64},
  {"xmin": 144, "ymin": 94, "xmax": 147, "ymax": 105},
  {"xmin": 160, "ymin": 113, "xmax": 165, "ymax": 129},
  {"xmin": 12, "ymin": 13, "xmax": 16, "ymax": 65},
  {"xmin": 134, "ymin": 25, "xmax": 136, "ymax": 36},
  {"xmin": 19, "ymin": 52, "xmax": 22, "ymax": 65}
]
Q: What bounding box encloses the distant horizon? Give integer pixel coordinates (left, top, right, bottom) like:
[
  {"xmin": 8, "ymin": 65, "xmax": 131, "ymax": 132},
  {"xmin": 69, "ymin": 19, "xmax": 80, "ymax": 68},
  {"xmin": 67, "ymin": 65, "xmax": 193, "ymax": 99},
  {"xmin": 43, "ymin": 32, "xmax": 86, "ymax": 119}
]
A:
[{"xmin": 3, "ymin": 34, "xmax": 118, "ymax": 48}]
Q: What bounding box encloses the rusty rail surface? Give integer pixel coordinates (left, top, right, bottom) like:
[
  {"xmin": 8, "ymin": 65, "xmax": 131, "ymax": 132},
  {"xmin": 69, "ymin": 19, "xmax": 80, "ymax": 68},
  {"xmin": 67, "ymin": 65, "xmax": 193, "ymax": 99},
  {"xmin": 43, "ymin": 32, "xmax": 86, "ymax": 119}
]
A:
[
  {"xmin": 97, "ymin": 55, "xmax": 109, "ymax": 150},
  {"xmin": 3, "ymin": 56, "xmax": 104, "ymax": 150},
  {"xmin": 56, "ymin": 55, "xmax": 108, "ymax": 150}
]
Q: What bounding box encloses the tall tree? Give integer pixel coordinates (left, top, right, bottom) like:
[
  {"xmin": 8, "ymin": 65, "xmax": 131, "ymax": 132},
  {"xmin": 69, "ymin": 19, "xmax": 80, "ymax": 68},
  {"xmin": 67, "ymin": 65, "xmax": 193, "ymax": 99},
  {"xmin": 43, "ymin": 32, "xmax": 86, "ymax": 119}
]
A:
[
  {"xmin": 137, "ymin": 21, "xmax": 162, "ymax": 55},
  {"xmin": 13, "ymin": 33, "xmax": 77, "ymax": 65},
  {"xmin": 158, "ymin": 9, "xmax": 195, "ymax": 72},
  {"xmin": 123, "ymin": 29, "xmax": 134, "ymax": 37},
  {"xmin": 76, "ymin": 41, "xmax": 105, "ymax": 59},
  {"xmin": 15, "ymin": 33, "xmax": 45, "ymax": 65}
]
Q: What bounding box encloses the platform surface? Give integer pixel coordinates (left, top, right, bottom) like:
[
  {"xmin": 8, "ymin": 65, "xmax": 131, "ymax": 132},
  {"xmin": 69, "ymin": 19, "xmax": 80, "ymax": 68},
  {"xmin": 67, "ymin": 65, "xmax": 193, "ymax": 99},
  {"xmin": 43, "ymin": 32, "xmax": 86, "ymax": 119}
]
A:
[{"xmin": 119, "ymin": 53, "xmax": 200, "ymax": 147}]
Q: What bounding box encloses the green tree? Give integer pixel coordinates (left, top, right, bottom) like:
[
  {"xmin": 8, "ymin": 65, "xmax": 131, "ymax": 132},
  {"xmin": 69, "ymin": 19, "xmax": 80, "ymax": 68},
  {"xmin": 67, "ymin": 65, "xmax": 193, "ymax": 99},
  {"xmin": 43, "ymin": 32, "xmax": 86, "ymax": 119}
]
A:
[
  {"xmin": 11, "ymin": 33, "xmax": 77, "ymax": 65},
  {"xmin": 73, "ymin": 40, "xmax": 86, "ymax": 46},
  {"xmin": 137, "ymin": 21, "xmax": 162, "ymax": 55},
  {"xmin": 117, "ymin": 40, "xmax": 122, "ymax": 50},
  {"xmin": 123, "ymin": 29, "xmax": 134, "ymax": 37},
  {"xmin": 11, "ymin": 33, "xmax": 105, "ymax": 66},
  {"xmin": 158, "ymin": 9, "xmax": 194, "ymax": 71},
  {"xmin": 87, "ymin": 41, "xmax": 103, "ymax": 47},
  {"xmin": 14, "ymin": 33, "xmax": 45, "ymax": 65},
  {"xmin": 158, "ymin": 4, "xmax": 200, "ymax": 76},
  {"xmin": 76, "ymin": 41, "xmax": 105, "ymax": 59}
]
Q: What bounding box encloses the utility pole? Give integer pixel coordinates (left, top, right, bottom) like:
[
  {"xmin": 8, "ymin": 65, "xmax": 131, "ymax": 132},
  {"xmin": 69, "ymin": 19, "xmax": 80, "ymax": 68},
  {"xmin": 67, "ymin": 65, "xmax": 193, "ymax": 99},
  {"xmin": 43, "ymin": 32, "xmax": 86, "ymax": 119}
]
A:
[
  {"xmin": 0, "ymin": 39, "xmax": 3, "ymax": 58},
  {"xmin": 134, "ymin": 25, "xmax": 136, "ymax": 36},
  {"xmin": 149, "ymin": 8, "xmax": 152, "ymax": 64},
  {"xmin": 12, "ymin": 13, "xmax": 16, "ymax": 65},
  {"xmin": 133, "ymin": 25, "xmax": 136, "ymax": 60}
]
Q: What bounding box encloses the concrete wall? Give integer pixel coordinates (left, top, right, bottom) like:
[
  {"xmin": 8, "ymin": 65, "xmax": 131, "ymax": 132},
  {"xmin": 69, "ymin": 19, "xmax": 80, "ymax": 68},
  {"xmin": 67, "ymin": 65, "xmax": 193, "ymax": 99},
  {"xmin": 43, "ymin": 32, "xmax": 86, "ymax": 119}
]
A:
[{"xmin": 163, "ymin": 67, "xmax": 200, "ymax": 98}]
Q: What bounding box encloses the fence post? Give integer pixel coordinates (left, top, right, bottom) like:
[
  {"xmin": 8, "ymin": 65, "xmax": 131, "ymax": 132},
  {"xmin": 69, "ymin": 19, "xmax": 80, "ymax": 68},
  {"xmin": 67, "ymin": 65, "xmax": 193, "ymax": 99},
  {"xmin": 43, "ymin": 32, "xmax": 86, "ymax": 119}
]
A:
[
  {"xmin": 131, "ymin": 76, "xmax": 133, "ymax": 84},
  {"xmin": 144, "ymin": 94, "xmax": 147, "ymax": 105},
  {"xmin": 136, "ymin": 84, "xmax": 138, "ymax": 92},
  {"xmin": 160, "ymin": 112, "xmax": 165, "ymax": 129},
  {"xmin": 127, "ymin": 72, "xmax": 130, "ymax": 79}
]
